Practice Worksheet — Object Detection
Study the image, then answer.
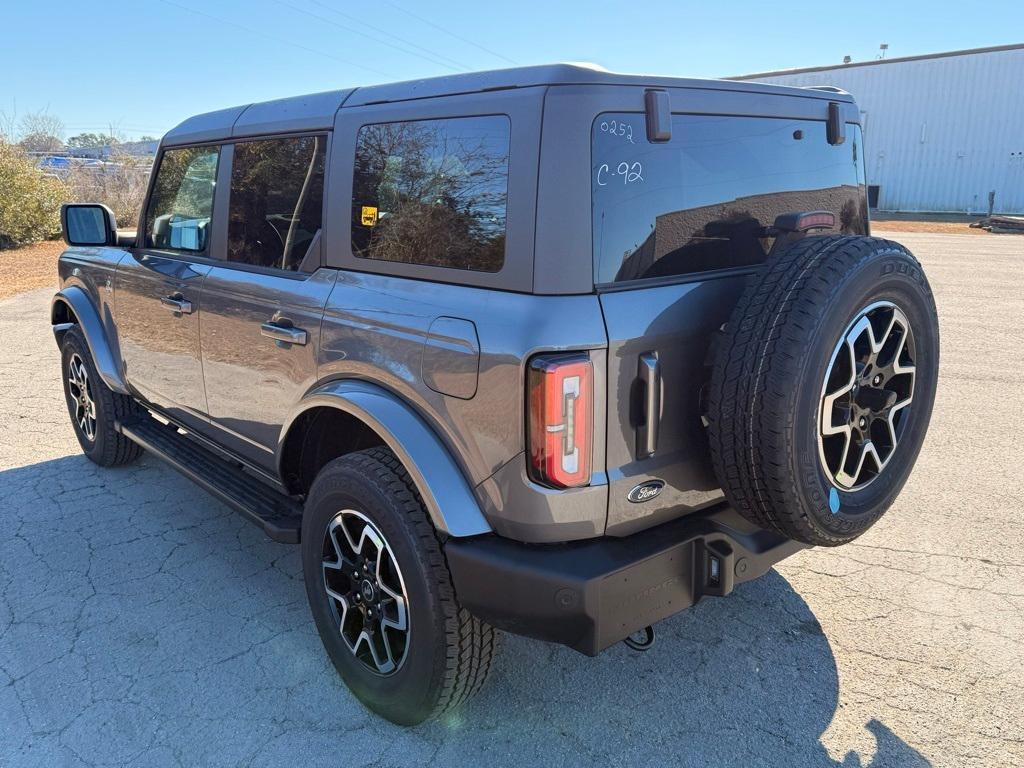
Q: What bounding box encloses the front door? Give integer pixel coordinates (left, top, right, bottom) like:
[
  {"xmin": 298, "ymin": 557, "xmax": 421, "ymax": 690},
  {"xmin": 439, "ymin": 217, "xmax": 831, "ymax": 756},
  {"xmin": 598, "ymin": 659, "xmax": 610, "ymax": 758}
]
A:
[
  {"xmin": 116, "ymin": 143, "xmax": 221, "ymax": 427},
  {"xmin": 199, "ymin": 135, "xmax": 334, "ymax": 470}
]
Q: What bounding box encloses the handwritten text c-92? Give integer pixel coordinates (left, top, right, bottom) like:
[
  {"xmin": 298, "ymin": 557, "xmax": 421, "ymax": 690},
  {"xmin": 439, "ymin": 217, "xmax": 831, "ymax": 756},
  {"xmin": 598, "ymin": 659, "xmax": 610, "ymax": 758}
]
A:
[{"xmin": 596, "ymin": 161, "xmax": 644, "ymax": 186}]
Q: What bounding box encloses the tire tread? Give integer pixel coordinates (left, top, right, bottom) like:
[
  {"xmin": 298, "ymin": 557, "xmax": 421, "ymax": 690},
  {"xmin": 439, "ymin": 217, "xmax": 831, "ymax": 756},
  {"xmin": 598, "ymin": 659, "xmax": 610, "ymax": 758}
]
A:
[
  {"xmin": 324, "ymin": 447, "xmax": 497, "ymax": 721},
  {"xmin": 706, "ymin": 235, "xmax": 933, "ymax": 546},
  {"xmin": 62, "ymin": 326, "xmax": 143, "ymax": 467}
]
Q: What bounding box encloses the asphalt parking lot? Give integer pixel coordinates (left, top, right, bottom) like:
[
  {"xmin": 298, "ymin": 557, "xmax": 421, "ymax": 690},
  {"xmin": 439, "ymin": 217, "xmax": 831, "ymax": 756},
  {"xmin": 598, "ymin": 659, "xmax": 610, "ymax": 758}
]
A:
[{"xmin": 0, "ymin": 231, "xmax": 1021, "ymax": 767}]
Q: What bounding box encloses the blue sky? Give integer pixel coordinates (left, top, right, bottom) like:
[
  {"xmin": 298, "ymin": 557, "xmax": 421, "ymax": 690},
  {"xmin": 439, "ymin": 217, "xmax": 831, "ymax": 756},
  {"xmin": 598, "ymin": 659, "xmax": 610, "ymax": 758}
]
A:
[{"xmin": 3, "ymin": 0, "xmax": 1022, "ymax": 140}]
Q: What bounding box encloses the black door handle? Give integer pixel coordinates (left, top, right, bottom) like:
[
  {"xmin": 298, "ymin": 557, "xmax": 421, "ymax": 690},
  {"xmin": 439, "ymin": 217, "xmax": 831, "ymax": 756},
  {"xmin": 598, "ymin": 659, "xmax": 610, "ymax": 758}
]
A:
[{"xmin": 637, "ymin": 352, "xmax": 661, "ymax": 459}]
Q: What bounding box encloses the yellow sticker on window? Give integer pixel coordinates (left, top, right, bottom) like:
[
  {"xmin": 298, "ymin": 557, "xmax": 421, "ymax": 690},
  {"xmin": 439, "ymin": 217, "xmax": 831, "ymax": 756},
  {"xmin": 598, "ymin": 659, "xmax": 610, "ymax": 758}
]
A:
[{"xmin": 361, "ymin": 206, "xmax": 378, "ymax": 227}]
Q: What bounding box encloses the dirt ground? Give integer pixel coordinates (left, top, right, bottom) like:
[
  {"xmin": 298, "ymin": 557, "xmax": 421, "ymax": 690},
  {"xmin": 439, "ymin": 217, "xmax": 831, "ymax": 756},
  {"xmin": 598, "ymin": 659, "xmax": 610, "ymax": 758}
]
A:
[
  {"xmin": 0, "ymin": 241, "xmax": 63, "ymax": 300},
  {"xmin": 870, "ymin": 212, "xmax": 991, "ymax": 235}
]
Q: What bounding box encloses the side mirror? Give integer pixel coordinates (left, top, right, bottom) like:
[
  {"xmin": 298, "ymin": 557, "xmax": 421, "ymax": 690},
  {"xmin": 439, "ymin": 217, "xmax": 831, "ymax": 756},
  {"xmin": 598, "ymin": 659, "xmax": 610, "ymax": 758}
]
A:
[{"xmin": 61, "ymin": 203, "xmax": 117, "ymax": 247}]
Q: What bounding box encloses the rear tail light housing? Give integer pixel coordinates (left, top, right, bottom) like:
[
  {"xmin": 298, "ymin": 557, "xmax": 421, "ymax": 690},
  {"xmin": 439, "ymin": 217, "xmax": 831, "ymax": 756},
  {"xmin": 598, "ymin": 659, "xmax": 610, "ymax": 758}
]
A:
[{"xmin": 528, "ymin": 353, "xmax": 593, "ymax": 489}]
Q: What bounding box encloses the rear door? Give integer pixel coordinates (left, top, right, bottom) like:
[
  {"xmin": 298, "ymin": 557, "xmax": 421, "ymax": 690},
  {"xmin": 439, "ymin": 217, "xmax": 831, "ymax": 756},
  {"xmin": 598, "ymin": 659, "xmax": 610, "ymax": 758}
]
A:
[
  {"xmin": 199, "ymin": 135, "xmax": 336, "ymax": 470},
  {"xmin": 593, "ymin": 110, "xmax": 867, "ymax": 535}
]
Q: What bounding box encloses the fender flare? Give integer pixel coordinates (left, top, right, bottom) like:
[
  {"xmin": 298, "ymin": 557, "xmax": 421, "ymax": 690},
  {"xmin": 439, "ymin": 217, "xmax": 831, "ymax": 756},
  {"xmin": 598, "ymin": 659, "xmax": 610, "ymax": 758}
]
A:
[
  {"xmin": 279, "ymin": 380, "xmax": 492, "ymax": 538},
  {"xmin": 51, "ymin": 286, "xmax": 129, "ymax": 394}
]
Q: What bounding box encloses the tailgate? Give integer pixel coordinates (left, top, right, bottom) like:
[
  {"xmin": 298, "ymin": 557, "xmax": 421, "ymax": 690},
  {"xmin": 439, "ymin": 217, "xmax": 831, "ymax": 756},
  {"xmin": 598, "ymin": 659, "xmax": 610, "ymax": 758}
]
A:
[
  {"xmin": 592, "ymin": 108, "xmax": 866, "ymax": 535},
  {"xmin": 599, "ymin": 279, "xmax": 741, "ymax": 535}
]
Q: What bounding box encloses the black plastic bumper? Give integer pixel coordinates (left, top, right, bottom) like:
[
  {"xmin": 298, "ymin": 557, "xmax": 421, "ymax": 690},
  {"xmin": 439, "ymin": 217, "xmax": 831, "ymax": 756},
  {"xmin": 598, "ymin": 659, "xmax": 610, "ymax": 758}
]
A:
[{"xmin": 445, "ymin": 504, "xmax": 806, "ymax": 656}]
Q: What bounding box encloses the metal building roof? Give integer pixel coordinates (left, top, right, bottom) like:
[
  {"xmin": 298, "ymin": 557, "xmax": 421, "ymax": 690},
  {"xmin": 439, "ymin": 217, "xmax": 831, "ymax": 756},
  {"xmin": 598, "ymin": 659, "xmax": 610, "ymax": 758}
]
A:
[
  {"xmin": 163, "ymin": 63, "xmax": 852, "ymax": 145},
  {"xmin": 729, "ymin": 42, "xmax": 1024, "ymax": 80},
  {"xmin": 727, "ymin": 44, "xmax": 1024, "ymax": 213}
]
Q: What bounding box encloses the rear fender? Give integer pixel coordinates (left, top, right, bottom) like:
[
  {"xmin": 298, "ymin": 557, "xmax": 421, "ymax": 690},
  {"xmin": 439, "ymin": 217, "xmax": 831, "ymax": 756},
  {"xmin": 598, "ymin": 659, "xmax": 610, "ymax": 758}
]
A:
[
  {"xmin": 51, "ymin": 286, "xmax": 128, "ymax": 394},
  {"xmin": 279, "ymin": 380, "xmax": 492, "ymax": 538}
]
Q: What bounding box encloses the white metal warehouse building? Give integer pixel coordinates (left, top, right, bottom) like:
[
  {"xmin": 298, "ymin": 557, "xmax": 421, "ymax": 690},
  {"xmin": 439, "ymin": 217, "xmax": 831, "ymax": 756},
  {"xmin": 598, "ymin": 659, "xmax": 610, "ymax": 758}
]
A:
[{"xmin": 732, "ymin": 44, "xmax": 1024, "ymax": 214}]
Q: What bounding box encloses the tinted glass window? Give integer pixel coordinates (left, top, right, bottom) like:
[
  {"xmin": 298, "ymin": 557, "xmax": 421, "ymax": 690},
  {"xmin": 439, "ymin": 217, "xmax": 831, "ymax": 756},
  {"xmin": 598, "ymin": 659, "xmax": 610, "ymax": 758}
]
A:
[
  {"xmin": 227, "ymin": 136, "xmax": 326, "ymax": 272},
  {"xmin": 352, "ymin": 116, "xmax": 510, "ymax": 272},
  {"xmin": 145, "ymin": 146, "xmax": 219, "ymax": 252},
  {"xmin": 593, "ymin": 114, "xmax": 867, "ymax": 284}
]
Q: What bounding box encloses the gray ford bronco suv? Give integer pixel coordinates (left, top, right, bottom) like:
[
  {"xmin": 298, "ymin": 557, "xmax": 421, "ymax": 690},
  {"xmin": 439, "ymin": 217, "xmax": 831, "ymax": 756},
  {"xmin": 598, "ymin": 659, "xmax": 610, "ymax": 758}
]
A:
[{"xmin": 53, "ymin": 64, "xmax": 939, "ymax": 725}]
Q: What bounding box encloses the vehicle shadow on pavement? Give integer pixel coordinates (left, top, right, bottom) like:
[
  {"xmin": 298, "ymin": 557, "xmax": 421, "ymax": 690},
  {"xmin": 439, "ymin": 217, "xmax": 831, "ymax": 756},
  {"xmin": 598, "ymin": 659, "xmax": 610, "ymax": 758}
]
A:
[
  {"xmin": 0, "ymin": 454, "xmax": 931, "ymax": 767},
  {"xmin": 457, "ymin": 571, "xmax": 933, "ymax": 767}
]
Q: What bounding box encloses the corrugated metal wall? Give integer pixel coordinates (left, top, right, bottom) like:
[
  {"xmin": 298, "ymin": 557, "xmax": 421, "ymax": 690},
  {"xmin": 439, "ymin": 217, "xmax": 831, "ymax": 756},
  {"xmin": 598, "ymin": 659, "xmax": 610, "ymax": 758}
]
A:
[{"xmin": 736, "ymin": 48, "xmax": 1024, "ymax": 214}]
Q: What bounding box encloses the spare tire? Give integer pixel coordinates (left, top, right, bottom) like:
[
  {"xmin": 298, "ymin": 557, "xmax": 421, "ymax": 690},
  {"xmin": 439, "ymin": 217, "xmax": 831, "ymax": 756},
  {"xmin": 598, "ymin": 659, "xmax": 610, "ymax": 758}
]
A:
[{"xmin": 707, "ymin": 236, "xmax": 939, "ymax": 546}]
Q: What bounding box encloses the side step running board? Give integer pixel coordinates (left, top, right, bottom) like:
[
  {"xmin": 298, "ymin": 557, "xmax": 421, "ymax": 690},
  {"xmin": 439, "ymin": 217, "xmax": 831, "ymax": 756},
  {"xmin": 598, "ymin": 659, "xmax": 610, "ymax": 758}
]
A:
[{"xmin": 118, "ymin": 414, "xmax": 303, "ymax": 543}]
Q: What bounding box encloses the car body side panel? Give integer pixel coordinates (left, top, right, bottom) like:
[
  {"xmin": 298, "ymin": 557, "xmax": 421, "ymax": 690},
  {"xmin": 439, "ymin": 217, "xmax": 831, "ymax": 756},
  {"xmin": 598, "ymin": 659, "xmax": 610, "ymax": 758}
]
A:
[
  {"xmin": 279, "ymin": 380, "xmax": 492, "ymax": 537},
  {"xmin": 53, "ymin": 247, "xmax": 130, "ymax": 393},
  {"xmin": 200, "ymin": 266, "xmax": 338, "ymax": 470},
  {"xmin": 319, "ymin": 270, "xmax": 608, "ymax": 484},
  {"xmin": 317, "ymin": 270, "xmax": 610, "ymax": 541},
  {"xmin": 115, "ymin": 252, "xmax": 211, "ymax": 429}
]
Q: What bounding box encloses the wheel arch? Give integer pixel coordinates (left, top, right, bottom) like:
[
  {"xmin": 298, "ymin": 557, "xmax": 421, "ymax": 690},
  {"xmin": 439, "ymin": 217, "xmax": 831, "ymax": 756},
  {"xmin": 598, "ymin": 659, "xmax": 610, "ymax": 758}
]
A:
[
  {"xmin": 278, "ymin": 380, "xmax": 492, "ymax": 538},
  {"xmin": 51, "ymin": 287, "xmax": 129, "ymax": 394}
]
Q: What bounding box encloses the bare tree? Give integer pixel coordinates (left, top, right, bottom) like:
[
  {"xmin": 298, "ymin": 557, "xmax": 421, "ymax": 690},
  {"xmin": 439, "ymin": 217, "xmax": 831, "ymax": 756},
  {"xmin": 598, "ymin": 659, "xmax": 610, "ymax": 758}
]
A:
[
  {"xmin": 65, "ymin": 153, "xmax": 153, "ymax": 229},
  {"xmin": 18, "ymin": 110, "xmax": 65, "ymax": 153},
  {"xmin": 0, "ymin": 110, "xmax": 17, "ymax": 143}
]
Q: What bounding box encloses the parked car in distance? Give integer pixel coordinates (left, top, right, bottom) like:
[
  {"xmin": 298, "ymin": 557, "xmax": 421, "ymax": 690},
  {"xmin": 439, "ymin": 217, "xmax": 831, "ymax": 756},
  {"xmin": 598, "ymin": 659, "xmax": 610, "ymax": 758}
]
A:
[{"xmin": 52, "ymin": 64, "xmax": 939, "ymax": 725}]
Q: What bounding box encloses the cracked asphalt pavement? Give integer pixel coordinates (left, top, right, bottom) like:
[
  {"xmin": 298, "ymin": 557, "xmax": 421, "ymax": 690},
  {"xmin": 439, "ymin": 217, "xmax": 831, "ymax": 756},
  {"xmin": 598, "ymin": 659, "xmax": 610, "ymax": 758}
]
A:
[{"xmin": 1, "ymin": 232, "xmax": 1021, "ymax": 767}]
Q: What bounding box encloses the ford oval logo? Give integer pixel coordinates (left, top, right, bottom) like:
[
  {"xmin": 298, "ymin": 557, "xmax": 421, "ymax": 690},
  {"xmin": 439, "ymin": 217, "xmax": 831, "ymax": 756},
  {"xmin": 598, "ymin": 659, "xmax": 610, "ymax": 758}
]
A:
[{"xmin": 627, "ymin": 480, "xmax": 665, "ymax": 503}]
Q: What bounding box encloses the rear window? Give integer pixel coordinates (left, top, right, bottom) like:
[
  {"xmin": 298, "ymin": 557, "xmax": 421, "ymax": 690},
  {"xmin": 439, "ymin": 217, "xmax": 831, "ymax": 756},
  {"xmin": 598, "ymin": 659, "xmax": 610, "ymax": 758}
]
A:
[
  {"xmin": 592, "ymin": 113, "xmax": 867, "ymax": 284},
  {"xmin": 351, "ymin": 115, "xmax": 510, "ymax": 273}
]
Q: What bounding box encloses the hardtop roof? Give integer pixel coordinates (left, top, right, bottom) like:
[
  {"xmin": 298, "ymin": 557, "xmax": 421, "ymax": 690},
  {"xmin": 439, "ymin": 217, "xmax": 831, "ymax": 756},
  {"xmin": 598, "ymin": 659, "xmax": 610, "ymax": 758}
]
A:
[{"xmin": 163, "ymin": 63, "xmax": 852, "ymax": 146}]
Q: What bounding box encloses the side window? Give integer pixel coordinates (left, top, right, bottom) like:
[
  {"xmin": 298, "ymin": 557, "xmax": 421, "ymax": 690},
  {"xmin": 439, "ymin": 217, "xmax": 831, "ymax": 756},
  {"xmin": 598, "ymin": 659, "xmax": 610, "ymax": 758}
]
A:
[
  {"xmin": 227, "ymin": 135, "xmax": 326, "ymax": 272},
  {"xmin": 592, "ymin": 114, "xmax": 867, "ymax": 284},
  {"xmin": 144, "ymin": 145, "xmax": 220, "ymax": 252},
  {"xmin": 351, "ymin": 115, "xmax": 510, "ymax": 273}
]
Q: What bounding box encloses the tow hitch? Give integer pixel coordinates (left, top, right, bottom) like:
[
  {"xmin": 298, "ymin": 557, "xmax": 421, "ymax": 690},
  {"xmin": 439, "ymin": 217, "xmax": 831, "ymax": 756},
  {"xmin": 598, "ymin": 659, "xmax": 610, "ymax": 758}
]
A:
[
  {"xmin": 446, "ymin": 505, "xmax": 806, "ymax": 656},
  {"xmin": 623, "ymin": 625, "xmax": 656, "ymax": 652}
]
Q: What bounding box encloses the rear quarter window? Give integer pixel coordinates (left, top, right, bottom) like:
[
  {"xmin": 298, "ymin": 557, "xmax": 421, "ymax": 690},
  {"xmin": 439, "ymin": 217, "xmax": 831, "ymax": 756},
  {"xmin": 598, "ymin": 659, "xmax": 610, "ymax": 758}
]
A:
[
  {"xmin": 351, "ymin": 115, "xmax": 510, "ymax": 273},
  {"xmin": 592, "ymin": 113, "xmax": 867, "ymax": 284}
]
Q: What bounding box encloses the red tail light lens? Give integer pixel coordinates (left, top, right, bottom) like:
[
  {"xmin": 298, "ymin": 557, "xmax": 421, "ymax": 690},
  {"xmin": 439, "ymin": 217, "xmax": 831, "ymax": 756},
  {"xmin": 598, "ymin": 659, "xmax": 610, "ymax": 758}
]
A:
[{"xmin": 528, "ymin": 353, "xmax": 593, "ymax": 488}]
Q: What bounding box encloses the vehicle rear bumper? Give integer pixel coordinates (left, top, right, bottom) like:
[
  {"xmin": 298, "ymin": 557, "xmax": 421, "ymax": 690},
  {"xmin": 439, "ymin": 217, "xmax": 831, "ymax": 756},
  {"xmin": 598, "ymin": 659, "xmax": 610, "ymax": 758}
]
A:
[{"xmin": 445, "ymin": 504, "xmax": 806, "ymax": 656}]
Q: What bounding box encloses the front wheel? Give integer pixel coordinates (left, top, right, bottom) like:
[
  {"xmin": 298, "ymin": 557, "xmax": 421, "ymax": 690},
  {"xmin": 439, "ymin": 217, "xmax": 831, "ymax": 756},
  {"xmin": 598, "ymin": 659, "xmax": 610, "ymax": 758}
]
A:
[
  {"xmin": 301, "ymin": 448, "xmax": 498, "ymax": 725},
  {"xmin": 60, "ymin": 326, "xmax": 142, "ymax": 467}
]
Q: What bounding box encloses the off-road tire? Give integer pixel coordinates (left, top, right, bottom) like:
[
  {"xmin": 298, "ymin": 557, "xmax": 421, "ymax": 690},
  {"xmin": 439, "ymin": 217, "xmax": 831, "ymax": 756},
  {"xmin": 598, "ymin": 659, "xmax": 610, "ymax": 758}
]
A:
[
  {"xmin": 60, "ymin": 326, "xmax": 143, "ymax": 467},
  {"xmin": 707, "ymin": 236, "xmax": 939, "ymax": 546},
  {"xmin": 301, "ymin": 447, "xmax": 498, "ymax": 725}
]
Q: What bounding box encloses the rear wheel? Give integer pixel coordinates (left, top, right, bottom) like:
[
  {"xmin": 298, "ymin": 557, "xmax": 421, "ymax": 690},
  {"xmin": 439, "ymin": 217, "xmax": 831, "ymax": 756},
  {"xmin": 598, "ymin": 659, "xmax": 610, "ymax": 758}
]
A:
[
  {"xmin": 707, "ymin": 236, "xmax": 939, "ymax": 546},
  {"xmin": 60, "ymin": 326, "xmax": 142, "ymax": 467},
  {"xmin": 301, "ymin": 448, "xmax": 498, "ymax": 725}
]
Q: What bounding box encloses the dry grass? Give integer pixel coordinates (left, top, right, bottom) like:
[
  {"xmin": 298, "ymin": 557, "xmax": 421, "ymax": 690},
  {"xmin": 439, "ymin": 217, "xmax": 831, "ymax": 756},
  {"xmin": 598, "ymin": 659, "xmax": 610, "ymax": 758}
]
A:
[{"xmin": 0, "ymin": 240, "xmax": 63, "ymax": 300}]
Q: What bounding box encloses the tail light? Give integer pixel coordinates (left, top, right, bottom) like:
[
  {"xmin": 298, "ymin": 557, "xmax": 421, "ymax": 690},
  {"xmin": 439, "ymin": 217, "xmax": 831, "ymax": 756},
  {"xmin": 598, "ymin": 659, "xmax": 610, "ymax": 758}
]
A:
[{"xmin": 528, "ymin": 353, "xmax": 593, "ymax": 488}]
